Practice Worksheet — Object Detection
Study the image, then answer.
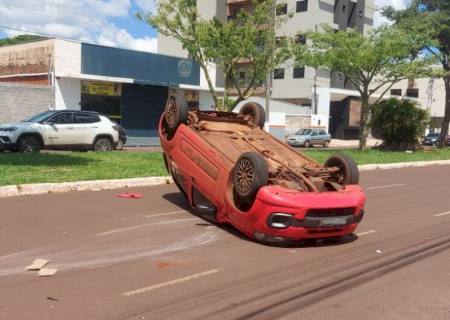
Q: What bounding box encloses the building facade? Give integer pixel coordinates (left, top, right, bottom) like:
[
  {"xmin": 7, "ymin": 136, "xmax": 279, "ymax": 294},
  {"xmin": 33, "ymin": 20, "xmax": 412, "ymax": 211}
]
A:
[
  {"xmin": 0, "ymin": 38, "xmax": 223, "ymax": 145},
  {"xmin": 158, "ymin": 0, "xmax": 375, "ymax": 137}
]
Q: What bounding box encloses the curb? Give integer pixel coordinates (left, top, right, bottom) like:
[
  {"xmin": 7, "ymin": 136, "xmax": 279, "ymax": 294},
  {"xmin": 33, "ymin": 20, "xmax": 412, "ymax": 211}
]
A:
[
  {"xmin": 0, "ymin": 176, "xmax": 174, "ymax": 198},
  {"xmin": 1, "ymin": 160, "xmax": 449, "ymax": 198}
]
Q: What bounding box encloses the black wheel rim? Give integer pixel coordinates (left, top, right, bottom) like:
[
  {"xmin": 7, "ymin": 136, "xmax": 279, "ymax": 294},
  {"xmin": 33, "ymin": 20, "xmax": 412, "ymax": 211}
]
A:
[
  {"xmin": 235, "ymin": 158, "xmax": 254, "ymax": 194},
  {"xmin": 21, "ymin": 137, "xmax": 39, "ymax": 152}
]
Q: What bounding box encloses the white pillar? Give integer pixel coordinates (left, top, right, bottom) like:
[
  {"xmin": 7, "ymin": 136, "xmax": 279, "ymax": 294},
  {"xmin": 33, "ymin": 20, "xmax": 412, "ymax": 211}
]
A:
[{"xmin": 311, "ymin": 87, "xmax": 331, "ymax": 132}]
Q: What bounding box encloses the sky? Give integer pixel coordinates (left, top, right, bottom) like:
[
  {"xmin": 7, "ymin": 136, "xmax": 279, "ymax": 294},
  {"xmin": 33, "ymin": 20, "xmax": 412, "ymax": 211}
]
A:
[{"xmin": 0, "ymin": 0, "xmax": 409, "ymax": 53}]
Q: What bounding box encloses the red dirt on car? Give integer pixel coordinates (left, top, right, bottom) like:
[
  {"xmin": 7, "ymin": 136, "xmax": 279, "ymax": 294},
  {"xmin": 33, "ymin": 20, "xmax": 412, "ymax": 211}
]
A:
[{"xmin": 159, "ymin": 98, "xmax": 366, "ymax": 245}]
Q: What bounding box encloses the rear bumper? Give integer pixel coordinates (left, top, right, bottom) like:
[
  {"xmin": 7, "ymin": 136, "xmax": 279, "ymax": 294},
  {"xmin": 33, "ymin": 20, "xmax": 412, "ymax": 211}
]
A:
[{"xmin": 246, "ymin": 185, "xmax": 366, "ymax": 243}]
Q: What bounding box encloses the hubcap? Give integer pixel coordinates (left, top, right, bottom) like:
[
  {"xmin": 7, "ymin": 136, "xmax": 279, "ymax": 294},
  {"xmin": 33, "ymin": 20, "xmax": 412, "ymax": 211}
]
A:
[
  {"xmin": 96, "ymin": 140, "xmax": 111, "ymax": 151},
  {"xmin": 22, "ymin": 138, "xmax": 38, "ymax": 152},
  {"xmin": 235, "ymin": 158, "xmax": 254, "ymax": 194}
]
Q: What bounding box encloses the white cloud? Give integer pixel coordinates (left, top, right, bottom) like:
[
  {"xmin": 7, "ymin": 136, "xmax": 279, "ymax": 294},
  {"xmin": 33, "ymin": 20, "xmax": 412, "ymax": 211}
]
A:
[
  {"xmin": 374, "ymin": 0, "xmax": 410, "ymax": 26},
  {"xmin": 0, "ymin": 0, "xmax": 156, "ymax": 52}
]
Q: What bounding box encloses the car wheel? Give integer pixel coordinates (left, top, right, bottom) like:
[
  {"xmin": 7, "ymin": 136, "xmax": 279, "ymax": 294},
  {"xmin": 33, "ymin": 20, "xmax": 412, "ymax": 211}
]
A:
[
  {"xmin": 93, "ymin": 137, "xmax": 113, "ymax": 152},
  {"xmin": 303, "ymin": 140, "xmax": 311, "ymax": 148},
  {"xmin": 238, "ymin": 102, "xmax": 266, "ymax": 129},
  {"xmin": 116, "ymin": 138, "xmax": 125, "ymax": 150},
  {"xmin": 323, "ymin": 140, "xmax": 330, "ymax": 148},
  {"xmin": 233, "ymin": 152, "xmax": 268, "ymax": 210},
  {"xmin": 165, "ymin": 96, "xmax": 188, "ymax": 139},
  {"xmin": 18, "ymin": 135, "xmax": 41, "ymax": 153},
  {"xmin": 324, "ymin": 154, "xmax": 359, "ymax": 185}
]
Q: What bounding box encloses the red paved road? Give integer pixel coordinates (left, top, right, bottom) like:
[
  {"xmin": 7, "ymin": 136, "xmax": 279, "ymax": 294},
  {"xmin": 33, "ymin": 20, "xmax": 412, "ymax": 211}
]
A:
[{"xmin": 0, "ymin": 166, "xmax": 449, "ymax": 320}]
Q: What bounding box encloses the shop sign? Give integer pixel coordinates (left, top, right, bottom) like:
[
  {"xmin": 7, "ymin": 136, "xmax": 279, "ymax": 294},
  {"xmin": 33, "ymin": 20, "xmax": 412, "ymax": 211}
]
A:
[{"xmin": 82, "ymin": 81, "xmax": 122, "ymax": 96}]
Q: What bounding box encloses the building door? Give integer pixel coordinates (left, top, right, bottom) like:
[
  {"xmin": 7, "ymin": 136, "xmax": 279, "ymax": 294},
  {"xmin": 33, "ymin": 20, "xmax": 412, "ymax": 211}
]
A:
[{"xmin": 121, "ymin": 84, "xmax": 168, "ymax": 146}]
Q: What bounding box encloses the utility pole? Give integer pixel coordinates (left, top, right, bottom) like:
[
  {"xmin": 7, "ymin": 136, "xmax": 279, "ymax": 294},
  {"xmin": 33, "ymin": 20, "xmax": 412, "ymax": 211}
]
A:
[{"xmin": 264, "ymin": 0, "xmax": 276, "ymax": 132}]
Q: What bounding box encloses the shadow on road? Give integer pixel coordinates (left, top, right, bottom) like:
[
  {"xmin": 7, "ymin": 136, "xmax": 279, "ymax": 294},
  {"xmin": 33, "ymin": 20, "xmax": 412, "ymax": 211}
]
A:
[{"xmin": 0, "ymin": 152, "xmax": 95, "ymax": 167}]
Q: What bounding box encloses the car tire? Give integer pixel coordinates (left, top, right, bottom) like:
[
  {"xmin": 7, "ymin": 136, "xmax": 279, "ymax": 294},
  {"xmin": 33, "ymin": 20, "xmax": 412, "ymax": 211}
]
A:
[
  {"xmin": 324, "ymin": 154, "xmax": 359, "ymax": 185},
  {"xmin": 323, "ymin": 140, "xmax": 330, "ymax": 148},
  {"xmin": 93, "ymin": 137, "xmax": 113, "ymax": 152},
  {"xmin": 165, "ymin": 96, "xmax": 188, "ymax": 139},
  {"xmin": 18, "ymin": 135, "xmax": 41, "ymax": 153},
  {"xmin": 233, "ymin": 152, "xmax": 268, "ymax": 210},
  {"xmin": 116, "ymin": 138, "xmax": 125, "ymax": 150},
  {"xmin": 304, "ymin": 140, "xmax": 311, "ymax": 148},
  {"xmin": 238, "ymin": 102, "xmax": 266, "ymax": 129}
]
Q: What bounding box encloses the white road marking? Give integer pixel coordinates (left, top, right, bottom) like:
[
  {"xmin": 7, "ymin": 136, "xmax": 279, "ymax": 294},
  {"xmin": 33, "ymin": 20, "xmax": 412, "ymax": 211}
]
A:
[
  {"xmin": 356, "ymin": 229, "xmax": 377, "ymax": 237},
  {"xmin": 96, "ymin": 218, "xmax": 200, "ymax": 237},
  {"xmin": 366, "ymin": 183, "xmax": 406, "ymax": 190},
  {"xmin": 146, "ymin": 210, "xmax": 187, "ymax": 218},
  {"xmin": 434, "ymin": 211, "xmax": 450, "ymax": 217},
  {"xmin": 122, "ymin": 268, "xmax": 223, "ymax": 297}
]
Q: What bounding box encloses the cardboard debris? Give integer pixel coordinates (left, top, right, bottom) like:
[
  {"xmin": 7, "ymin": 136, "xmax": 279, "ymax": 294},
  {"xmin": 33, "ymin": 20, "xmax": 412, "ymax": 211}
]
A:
[
  {"xmin": 38, "ymin": 267, "xmax": 58, "ymax": 277},
  {"xmin": 26, "ymin": 259, "xmax": 50, "ymax": 271}
]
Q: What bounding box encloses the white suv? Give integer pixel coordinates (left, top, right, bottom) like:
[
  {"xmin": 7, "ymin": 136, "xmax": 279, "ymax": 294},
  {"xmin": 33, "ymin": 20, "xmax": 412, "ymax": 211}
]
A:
[{"xmin": 0, "ymin": 110, "xmax": 120, "ymax": 152}]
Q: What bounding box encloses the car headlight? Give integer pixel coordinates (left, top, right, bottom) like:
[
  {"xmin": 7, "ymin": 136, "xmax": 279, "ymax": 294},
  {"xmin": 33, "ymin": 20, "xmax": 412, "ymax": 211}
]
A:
[
  {"xmin": 0, "ymin": 127, "xmax": 18, "ymax": 132},
  {"xmin": 267, "ymin": 213, "xmax": 294, "ymax": 229}
]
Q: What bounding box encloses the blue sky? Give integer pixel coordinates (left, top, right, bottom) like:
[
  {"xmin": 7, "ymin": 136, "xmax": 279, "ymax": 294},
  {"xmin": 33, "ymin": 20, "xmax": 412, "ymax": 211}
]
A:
[{"xmin": 0, "ymin": 0, "xmax": 409, "ymax": 52}]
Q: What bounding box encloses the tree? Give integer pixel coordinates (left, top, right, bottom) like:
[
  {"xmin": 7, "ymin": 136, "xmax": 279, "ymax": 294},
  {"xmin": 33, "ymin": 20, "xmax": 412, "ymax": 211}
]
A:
[
  {"xmin": 293, "ymin": 25, "xmax": 433, "ymax": 150},
  {"xmin": 0, "ymin": 35, "xmax": 46, "ymax": 47},
  {"xmin": 144, "ymin": 0, "xmax": 290, "ymax": 110},
  {"xmin": 371, "ymin": 98, "xmax": 428, "ymax": 151},
  {"xmin": 383, "ymin": 1, "xmax": 450, "ymax": 148}
]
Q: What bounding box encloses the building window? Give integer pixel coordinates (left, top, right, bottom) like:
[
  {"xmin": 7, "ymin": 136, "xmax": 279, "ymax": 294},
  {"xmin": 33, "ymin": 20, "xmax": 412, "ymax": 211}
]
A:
[
  {"xmin": 342, "ymin": 5, "xmax": 346, "ymax": 12},
  {"xmin": 276, "ymin": 3, "xmax": 287, "ymax": 15},
  {"xmin": 295, "ymin": 34, "xmax": 306, "ymax": 45},
  {"xmin": 274, "ymin": 68, "xmax": 285, "ymax": 79},
  {"xmin": 391, "ymin": 89, "xmax": 402, "ymax": 96},
  {"xmin": 406, "ymin": 88, "xmax": 419, "ymax": 98},
  {"xmin": 296, "ymin": 0, "xmax": 308, "ymax": 12},
  {"xmin": 293, "ymin": 67, "xmax": 305, "ymax": 79}
]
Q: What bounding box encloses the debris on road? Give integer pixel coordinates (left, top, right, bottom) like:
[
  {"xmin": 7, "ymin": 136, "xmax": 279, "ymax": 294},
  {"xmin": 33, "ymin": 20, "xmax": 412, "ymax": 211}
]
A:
[
  {"xmin": 26, "ymin": 258, "xmax": 50, "ymax": 271},
  {"xmin": 38, "ymin": 267, "xmax": 58, "ymax": 277},
  {"xmin": 117, "ymin": 192, "xmax": 143, "ymax": 199},
  {"xmin": 376, "ymin": 249, "xmax": 382, "ymax": 255}
]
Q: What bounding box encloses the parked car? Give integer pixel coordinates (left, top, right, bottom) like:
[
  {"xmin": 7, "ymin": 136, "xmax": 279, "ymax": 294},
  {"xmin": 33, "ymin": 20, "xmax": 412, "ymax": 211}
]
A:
[
  {"xmin": 287, "ymin": 128, "xmax": 331, "ymax": 148},
  {"xmin": 0, "ymin": 110, "xmax": 120, "ymax": 152},
  {"xmin": 423, "ymin": 132, "xmax": 441, "ymax": 146},
  {"xmin": 159, "ymin": 100, "xmax": 366, "ymax": 245}
]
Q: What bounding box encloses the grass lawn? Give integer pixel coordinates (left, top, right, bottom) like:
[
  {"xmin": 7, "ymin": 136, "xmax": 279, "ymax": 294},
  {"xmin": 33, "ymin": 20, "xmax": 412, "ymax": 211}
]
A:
[{"xmin": 0, "ymin": 147, "xmax": 449, "ymax": 186}]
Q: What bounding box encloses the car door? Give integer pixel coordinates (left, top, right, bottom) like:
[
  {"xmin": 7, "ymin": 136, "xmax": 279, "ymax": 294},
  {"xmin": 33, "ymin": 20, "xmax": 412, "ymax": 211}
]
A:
[
  {"xmin": 318, "ymin": 129, "xmax": 328, "ymax": 143},
  {"xmin": 41, "ymin": 112, "xmax": 75, "ymax": 146},
  {"xmin": 73, "ymin": 113, "xmax": 101, "ymax": 145},
  {"xmin": 310, "ymin": 129, "xmax": 320, "ymax": 144}
]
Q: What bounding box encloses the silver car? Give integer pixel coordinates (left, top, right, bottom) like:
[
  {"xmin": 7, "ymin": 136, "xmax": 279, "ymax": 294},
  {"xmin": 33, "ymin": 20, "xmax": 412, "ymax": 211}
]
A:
[
  {"xmin": 287, "ymin": 128, "xmax": 331, "ymax": 148},
  {"xmin": 0, "ymin": 110, "xmax": 120, "ymax": 152}
]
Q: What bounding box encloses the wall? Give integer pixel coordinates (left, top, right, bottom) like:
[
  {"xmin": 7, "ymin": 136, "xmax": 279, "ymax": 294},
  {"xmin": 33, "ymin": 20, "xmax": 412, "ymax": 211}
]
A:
[
  {"xmin": 0, "ymin": 82, "xmax": 54, "ymax": 123},
  {"xmin": 55, "ymin": 78, "xmax": 81, "ymax": 110}
]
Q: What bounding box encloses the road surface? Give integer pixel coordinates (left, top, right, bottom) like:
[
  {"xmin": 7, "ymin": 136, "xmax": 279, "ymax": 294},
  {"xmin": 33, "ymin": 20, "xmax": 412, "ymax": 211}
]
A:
[{"xmin": 0, "ymin": 165, "xmax": 449, "ymax": 320}]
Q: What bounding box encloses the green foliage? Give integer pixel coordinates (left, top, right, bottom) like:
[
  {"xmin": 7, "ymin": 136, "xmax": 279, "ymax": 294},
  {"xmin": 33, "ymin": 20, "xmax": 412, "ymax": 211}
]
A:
[
  {"xmin": 293, "ymin": 25, "xmax": 434, "ymax": 150},
  {"xmin": 370, "ymin": 98, "xmax": 428, "ymax": 150},
  {"xmin": 0, "ymin": 35, "xmax": 47, "ymax": 47},
  {"xmin": 144, "ymin": 0, "xmax": 291, "ymax": 110},
  {"xmin": 383, "ymin": 0, "xmax": 450, "ymax": 148}
]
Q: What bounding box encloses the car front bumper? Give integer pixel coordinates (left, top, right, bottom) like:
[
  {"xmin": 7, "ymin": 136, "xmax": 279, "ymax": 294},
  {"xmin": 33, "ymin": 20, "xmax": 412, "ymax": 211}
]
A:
[
  {"xmin": 287, "ymin": 140, "xmax": 305, "ymax": 146},
  {"xmin": 244, "ymin": 185, "xmax": 366, "ymax": 244}
]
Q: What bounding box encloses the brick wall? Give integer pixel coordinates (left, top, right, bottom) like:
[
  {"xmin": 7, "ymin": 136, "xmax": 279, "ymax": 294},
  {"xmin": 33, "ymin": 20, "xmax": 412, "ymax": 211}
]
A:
[{"xmin": 0, "ymin": 82, "xmax": 54, "ymax": 123}]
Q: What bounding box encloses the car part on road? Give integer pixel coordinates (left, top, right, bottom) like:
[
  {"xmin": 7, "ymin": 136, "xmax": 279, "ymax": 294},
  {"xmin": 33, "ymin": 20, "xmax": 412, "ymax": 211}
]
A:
[
  {"xmin": 159, "ymin": 99, "xmax": 366, "ymax": 244},
  {"xmin": 238, "ymin": 102, "xmax": 266, "ymax": 128},
  {"xmin": 117, "ymin": 192, "xmax": 143, "ymax": 199},
  {"xmin": 324, "ymin": 154, "xmax": 360, "ymax": 185},
  {"xmin": 165, "ymin": 96, "xmax": 188, "ymax": 139}
]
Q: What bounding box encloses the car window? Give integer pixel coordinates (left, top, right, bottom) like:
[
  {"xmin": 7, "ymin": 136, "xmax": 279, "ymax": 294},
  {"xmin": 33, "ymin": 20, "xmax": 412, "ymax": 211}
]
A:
[
  {"xmin": 49, "ymin": 113, "xmax": 73, "ymax": 124},
  {"xmin": 23, "ymin": 111, "xmax": 57, "ymax": 123},
  {"xmin": 319, "ymin": 130, "xmax": 327, "ymax": 135},
  {"xmin": 296, "ymin": 129, "xmax": 312, "ymax": 135},
  {"xmin": 311, "ymin": 130, "xmax": 317, "ymax": 136},
  {"xmin": 74, "ymin": 113, "xmax": 100, "ymax": 124}
]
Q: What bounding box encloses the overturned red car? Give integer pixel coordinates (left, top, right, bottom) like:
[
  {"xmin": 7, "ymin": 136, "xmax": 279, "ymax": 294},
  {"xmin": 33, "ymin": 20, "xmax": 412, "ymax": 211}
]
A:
[{"xmin": 159, "ymin": 98, "xmax": 366, "ymax": 245}]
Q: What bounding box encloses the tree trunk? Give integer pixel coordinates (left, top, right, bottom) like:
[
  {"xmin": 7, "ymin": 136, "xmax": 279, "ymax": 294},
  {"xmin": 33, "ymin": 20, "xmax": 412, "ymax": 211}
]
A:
[
  {"xmin": 199, "ymin": 62, "xmax": 218, "ymax": 108},
  {"xmin": 359, "ymin": 89, "xmax": 370, "ymax": 151},
  {"xmin": 439, "ymin": 76, "xmax": 450, "ymax": 148}
]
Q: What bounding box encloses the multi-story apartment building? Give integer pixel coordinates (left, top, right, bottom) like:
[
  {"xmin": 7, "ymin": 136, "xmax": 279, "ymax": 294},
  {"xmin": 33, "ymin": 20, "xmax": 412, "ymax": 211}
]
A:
[{"xmin": 158, "ymin": 0, "xmax": 375, "ymax": 138}]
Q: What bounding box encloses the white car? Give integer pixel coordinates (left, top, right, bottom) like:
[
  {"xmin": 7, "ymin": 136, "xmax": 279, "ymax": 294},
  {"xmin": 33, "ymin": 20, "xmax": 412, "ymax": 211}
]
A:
[{"xmin": 0, "ymin": 110, "xmax": 120, "ymax": 152}]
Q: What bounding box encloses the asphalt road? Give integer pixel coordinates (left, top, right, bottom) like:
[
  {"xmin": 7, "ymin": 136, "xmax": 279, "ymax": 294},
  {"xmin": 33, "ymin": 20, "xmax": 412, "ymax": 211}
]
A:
[{"xmin": 0, "ymin": 166, "xmax": 449, "ymax": 320}]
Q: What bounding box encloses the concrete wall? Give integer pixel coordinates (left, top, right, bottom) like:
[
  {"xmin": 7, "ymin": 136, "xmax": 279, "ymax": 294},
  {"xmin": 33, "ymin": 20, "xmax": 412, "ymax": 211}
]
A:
[
  {"xmin": 55, "ymin": 78, "xmax": 81, "ymax": 110},
  {"xmin": 0, "ymin": 82, "xmax": 54, "ymax": 123}
]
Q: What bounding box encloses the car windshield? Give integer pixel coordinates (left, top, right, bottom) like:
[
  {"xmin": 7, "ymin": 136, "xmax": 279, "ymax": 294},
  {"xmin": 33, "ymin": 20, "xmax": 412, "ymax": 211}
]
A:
[
  {"xmin": 427, "ymin": 133, "xmax": 440, "ymax": 138},
  {"xmin": 22, "ymin": 111, "xmax": 56, "ymax": 123},
  {"xmin": 295, "ymin": 129, "xmax": 312, "ymax": 135}
]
